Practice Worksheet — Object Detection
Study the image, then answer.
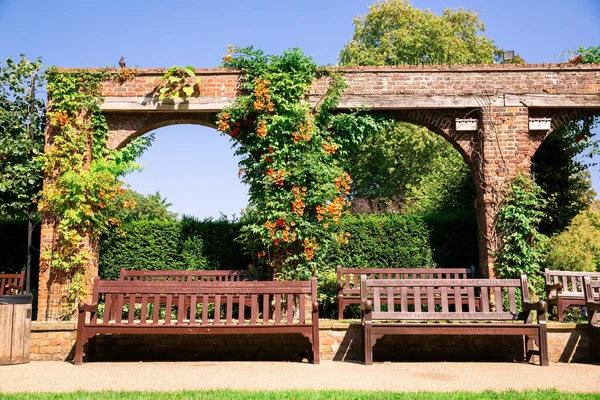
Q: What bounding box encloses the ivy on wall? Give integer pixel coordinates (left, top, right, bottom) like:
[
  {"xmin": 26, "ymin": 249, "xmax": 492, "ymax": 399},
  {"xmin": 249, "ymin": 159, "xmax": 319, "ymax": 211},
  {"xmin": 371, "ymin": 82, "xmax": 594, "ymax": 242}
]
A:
[
  {"xmin": 217, "ymin": 47, "xmax": 385, "ymax": 280},
  {"xmin": 39, "ymin": 67, "xmax": 150, "ymax": 310}
]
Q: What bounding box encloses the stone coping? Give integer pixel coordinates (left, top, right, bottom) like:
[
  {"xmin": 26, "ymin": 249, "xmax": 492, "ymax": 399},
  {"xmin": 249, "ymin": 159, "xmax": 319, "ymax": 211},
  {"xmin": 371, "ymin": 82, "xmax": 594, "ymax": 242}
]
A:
[
  {"xmin": 55, "ymin": 63, "xmax": 600, "ymax": 75},
  {"xmin": 31, "ymin": 322, "xmax": 76, "ymax": 331},
  {"xmin": 30, "ymin": 319, "xmax": 587, "ymax": 331}
]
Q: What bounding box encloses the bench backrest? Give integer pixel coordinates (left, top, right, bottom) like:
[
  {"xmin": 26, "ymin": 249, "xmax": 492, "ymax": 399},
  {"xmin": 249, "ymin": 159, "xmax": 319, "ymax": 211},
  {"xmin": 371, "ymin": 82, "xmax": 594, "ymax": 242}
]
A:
[
  {"xmin": 583, "ymin": 277, "xmax": 600, "ymax": 304},
  {"xmin": 119, "ymin": 268, "xmax": 253, "ymax": 282},
  {"xmin": 0, "ymin": 271, "xmax": 25, "ymax": 295},
  {"xmin": 90, "ymin": 277, "xmax": 317, "ymax": 327},
  {"xmin": 545, "ymin": 269, "xmax": 600, "ymax": 296},
  {"xmin": 361, "ymin": 275, "xmax": 530, "ymax": 322},
  {"xmin": 338, "ymin": 267, "xmax": 473, "ymax": 295}
]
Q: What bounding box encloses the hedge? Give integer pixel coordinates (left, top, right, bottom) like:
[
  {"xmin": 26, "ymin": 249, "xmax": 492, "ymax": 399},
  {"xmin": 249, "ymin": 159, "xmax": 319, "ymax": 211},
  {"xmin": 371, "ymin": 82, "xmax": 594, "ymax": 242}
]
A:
[
  {"xmin": 322, "ymin": 214, "xmax": 436, "ymax": 270},
  {"xmin": 99, "ymin": 217, "xmax": 252, "ymax": 280}
]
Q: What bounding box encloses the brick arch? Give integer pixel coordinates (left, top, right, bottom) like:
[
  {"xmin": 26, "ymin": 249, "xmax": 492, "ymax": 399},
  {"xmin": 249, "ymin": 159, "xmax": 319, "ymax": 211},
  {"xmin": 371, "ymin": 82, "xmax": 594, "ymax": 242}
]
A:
[
  {"xmin": 528, "ymin": 109, "xmax": 600, "ymax": 159},
  {"xmin": 390, "ymin": 109, "xmax": 478, "ymax": 167},
  {"xmin": 105, "ymin": 112, "xmax": 218, "ymax": 150}
]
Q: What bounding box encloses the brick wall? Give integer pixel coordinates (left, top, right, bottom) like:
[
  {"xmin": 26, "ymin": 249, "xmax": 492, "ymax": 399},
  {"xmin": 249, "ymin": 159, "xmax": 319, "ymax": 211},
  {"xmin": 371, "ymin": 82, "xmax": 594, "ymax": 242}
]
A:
[
  {"xmin": 29, "ymin": 321, "xmax": 593, "ymax": 364},
  {"xmin": 77, "ymin": 64, "xmax": 600, "ymax": 100},
  {"xmin": 38, "ymin": 64, "xmax": 600, "ymax": 320}
]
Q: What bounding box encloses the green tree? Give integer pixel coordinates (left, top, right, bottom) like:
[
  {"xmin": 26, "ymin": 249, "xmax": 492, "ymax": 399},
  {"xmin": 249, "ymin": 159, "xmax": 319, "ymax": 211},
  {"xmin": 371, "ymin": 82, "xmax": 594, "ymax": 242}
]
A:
[
  {"xmin": 0, "ymin": 55, "xmax": 45, "ymax": 218},
  {"xmin": 533, "ymin": 120, "xmax": 597, "ymax": 236},
  {"xmin": 109, "ymin": 189, "xmax": 178, "ymax": 223},
  {"xmin": 545, "ymin": 200, "xmax": 600, "ymax": 273},
  {"xmin": 340, "ymin": 0, "xmax": 495, "ymax": 66},
  {"xmin": 339, "ymin": 1, "xmax": 492, "ymax": 214}
]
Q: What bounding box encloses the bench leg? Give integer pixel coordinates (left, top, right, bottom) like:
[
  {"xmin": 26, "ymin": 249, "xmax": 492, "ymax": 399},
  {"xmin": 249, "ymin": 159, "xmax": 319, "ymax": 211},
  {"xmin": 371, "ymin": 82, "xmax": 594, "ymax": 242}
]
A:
[
  {"xmin": 525, "ymin": 335, "xmax": 534, "ymax": 363},
  {"xmin": 363, "ymin": 322, "xmax": 373, "ymax": 365},
  {"xmin": 74, "ymin": 331, "xmax": 85, "ymax": 365},
  {"xmin": 557, "ymin": 298, "xmax": 565, "ymax": 322},
  {"xmin": 538, "ymin": 327, "xmax": 549, "ymax": 366},
  {"xmin": 338, "ymin": 297, "xmax": 344, "ymax": 320}
]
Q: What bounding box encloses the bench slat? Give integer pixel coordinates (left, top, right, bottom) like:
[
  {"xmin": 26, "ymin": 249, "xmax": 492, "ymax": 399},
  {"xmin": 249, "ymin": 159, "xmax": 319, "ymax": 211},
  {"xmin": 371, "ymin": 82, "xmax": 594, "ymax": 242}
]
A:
[
  {"xmin": 165, "ymin": 295, "xmax": 172, "ymax": 325},
  {"xmin": 250, "ymin": 294, "xmax": 258, "ymax": 325},
  {"xmin": 287, "ymin": 294, "xmax": 294, "ymax": 325},
  {"xmin": 414, "ymin": 287, "xmax": 421, "ymax": 312},
  {"xmin": 226, "ymin": 295, "xmax": 233, "ymax": 325},
  {"xmin": 140, "ymin": 294, "xmax": 148, "ymax": 325},
  {"xmin": 371, "ymin": 311, "xmax": 518, "ymax": 320},
  {"xmin": 263, "ymin": 294, "xmax": 269, "ymax": 324},
  {"xmin": 441, "ymin": 287, "xmax": 448, "ymax": 312},
  {"xmin": 153, "ymin": 295, "xmax": 160, "ymax": 324},
  {"xmin": 238, "ymin": 295, "xmax": 245, "ymax": 326},
  {"xmin": 215, "ymin": 295, "xmax": 221, "ymax": 325},
  {"xmin": 128, "ymin": 294, "xmax": 135, "ymax": 325},
  {"xmin": 177, "ymin": 295, "xmax": 185, "ymax": 324},
  {"xmin": 275, "ymin": 294, "xmax": 282, "ymax": 324},
  {"xmin": 494, "ymin": 287, "xmax": 503, "ymax": 312},
  {"xmin": 299, "ymin": 294, "xmax": 305, "ymax": 324},
  {"xmin": 468, "ymin": 287, "xmax": 476, "ymax": 313},
  {"xmin": 103, "ymin": 294, "xmax": 112, "ymax": 325},
  {"xmin": 190, "ymin": 295, "xmax": 197, "ymax": 325},
  {"xmin": 115, "ymin": 294, "xmax": 123, "ymax": 324},
  {"xmin": 481, "ymin": 288, "xmax": 490, "ymax": 313}
]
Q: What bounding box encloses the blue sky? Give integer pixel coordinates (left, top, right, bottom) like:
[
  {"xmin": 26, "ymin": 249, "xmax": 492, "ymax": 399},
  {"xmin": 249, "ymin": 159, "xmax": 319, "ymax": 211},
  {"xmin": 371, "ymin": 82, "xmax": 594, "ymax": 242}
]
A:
[{"xmin": 1, "ymin": 0, "xmax": 599, "ymax": 218}]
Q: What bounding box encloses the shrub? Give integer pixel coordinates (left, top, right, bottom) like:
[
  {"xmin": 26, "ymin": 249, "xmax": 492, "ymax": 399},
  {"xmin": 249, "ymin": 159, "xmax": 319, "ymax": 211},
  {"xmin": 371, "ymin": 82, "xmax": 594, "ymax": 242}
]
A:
[{"xmin": 545, "ymin": 201, "xmax": 600, "ymax": 273}]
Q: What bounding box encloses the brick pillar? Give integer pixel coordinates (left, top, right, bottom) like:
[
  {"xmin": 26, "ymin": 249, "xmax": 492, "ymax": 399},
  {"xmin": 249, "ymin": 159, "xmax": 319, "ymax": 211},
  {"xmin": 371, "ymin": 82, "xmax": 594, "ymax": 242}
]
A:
[
  {"xmin": 472, "ymin": 106, "xmax": 532, "ymax": 279},
  {"xmin": 37, "ymin": 118, "xmax": 99, "ymax": 321},
  {"xmin": 37, "ymin": 216, "xmax": 98, "ymax": 321}
]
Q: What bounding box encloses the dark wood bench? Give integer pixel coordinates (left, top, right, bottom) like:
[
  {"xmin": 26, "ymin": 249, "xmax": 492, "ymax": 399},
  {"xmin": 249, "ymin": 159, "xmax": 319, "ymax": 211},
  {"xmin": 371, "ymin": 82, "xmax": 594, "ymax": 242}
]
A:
[
  {"xmin": 0, "ymin": 271, "xmax": 25, "ymax": 296},
  {"xmin": 337, "ymin": 266, "xmax": 474, "ymax": 319},
  {"xmin": 120, "ymin": 268, "xmax": 254, "ymax": 282},
  {"xmin": 75, "ymin": 277, "xmax": 319, "ymax": 364},
  {"xmin": 361, "ymin": 275, "xmax": 549, "ymax": 366},
  {"xmin": 545, "ymin": 269, "xmax": 600, "ymax": 321},
  {"xmin": 582, "ymin": 277, "xmax": 600, "ymax": 363}
]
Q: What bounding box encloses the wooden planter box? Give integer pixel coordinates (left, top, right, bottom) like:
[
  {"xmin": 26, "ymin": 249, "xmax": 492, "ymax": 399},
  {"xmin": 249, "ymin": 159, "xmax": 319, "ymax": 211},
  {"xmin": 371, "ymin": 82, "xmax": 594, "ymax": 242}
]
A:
[{"xmin": 0, "ymin": 294, "xmax": 32, "ymax": 365}]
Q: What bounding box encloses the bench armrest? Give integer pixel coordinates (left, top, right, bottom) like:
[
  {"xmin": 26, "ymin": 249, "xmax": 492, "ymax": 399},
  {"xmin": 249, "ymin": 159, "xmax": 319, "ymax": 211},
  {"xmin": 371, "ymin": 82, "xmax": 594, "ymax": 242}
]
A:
[
  {"xmin": 586, "ymin": 300, "xmax": 600, "ymax": 311},
  {"xmin": 523, "ymin": 300, "xmax": 547, "ymax": 312},
  {"xmin": 545, "ymin": 282, "xmax": 562, "ymax": 294},
  {"xmin": 337, "ymin": 282, "xmax": 344, "ymax": 291},
  {"xmin": 312, "ymin": 302, "xmax": 319, "ymax": 313},
  {"xmin": 78, "ymin": 302, "xmax": 98, "ymax": 313},
  {"xmin": 361, "ymin": 300, "xmax": 372, "ymax": 312}
]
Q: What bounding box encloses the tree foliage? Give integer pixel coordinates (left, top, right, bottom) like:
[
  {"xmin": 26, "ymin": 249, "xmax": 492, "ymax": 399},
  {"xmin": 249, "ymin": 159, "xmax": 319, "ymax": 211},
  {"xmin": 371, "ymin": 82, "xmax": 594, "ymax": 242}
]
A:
[
  {"xmin": 533, "ymin": 120, "xmax": 597, "ymax": 236},
  {"xmin": 109, "ymin": 189, "xmax": 177, "ymax": 223},
  {"xmin": 339, "ymin": 1, "xmax": 487, "ymax": 214},
  {"xmin": 339, "ymin": 0, "xmax": 495, "ymax": 66},
  {"xmin": 545, "ymin": 201, "xmax": 600, "ymax": 273},
  {"xmin": 0, "ymin": 55, "xmax": 45, "ymax": 218}
]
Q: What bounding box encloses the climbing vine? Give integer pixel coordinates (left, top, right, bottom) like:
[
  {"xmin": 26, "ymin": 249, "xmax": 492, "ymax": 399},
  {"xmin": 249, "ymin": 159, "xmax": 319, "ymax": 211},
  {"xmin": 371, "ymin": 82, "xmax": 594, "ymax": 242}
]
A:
[
  {"xmin": 39, "ymin": 67, "xmax": 150, "ymax": 311},
  {"xmin": 494, "ymin": 173, "xmax": 548, "ymax": 295},
  {"xmin": 217, "ymin": 47, "xmax": 384, "ymax": 280}
]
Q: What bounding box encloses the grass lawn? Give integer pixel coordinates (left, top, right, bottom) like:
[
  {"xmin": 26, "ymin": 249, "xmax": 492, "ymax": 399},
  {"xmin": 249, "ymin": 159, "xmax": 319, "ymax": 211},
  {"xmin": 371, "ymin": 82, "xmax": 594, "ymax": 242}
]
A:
[{"xmin": 0, "ymin": 390, "xmax": 597, "ymax": 399}]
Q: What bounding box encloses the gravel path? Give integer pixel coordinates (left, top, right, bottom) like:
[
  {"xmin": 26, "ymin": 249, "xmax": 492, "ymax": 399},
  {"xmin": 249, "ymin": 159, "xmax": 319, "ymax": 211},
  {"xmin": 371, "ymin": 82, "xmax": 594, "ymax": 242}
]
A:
[{"xmin": 0, "ymin": 361, "xmax": 599, "ymax": 393}]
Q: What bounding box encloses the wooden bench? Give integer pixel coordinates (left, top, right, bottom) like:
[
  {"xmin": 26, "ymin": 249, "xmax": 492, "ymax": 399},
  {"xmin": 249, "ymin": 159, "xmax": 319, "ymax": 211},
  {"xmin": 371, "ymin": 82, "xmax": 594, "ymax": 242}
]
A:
[
  {"xmin": 545, "ymin": 269, "xmax": 600, "ymax": 321},
  {"xmin": 75, "ymin": 277, "xmax": 319, "ymax": 364},
  {"xmin": 361, "ymin": 275, "xmax": 549, "ymax": 366},
  {"xmin": 0, "ymin": 271, "xmax": 25, "ymax": 296},
  {"xmin": 337, "ymin": 266, "xmax": 474, "ymax": 319},
  {"xmin": 119, "ymin": 268, "xmax": 254, "ymax": 282},
  {"xmin": 582, "ymin": 277, "xmax": 600, "ymax": 363}
]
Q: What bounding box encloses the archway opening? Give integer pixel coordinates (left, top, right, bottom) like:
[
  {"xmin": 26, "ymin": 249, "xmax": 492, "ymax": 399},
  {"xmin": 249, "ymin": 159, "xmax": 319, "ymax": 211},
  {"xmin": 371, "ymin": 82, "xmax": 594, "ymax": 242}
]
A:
[{"xmin": 98, "ymin": 123, "xmax": 253, "ymax": 281}]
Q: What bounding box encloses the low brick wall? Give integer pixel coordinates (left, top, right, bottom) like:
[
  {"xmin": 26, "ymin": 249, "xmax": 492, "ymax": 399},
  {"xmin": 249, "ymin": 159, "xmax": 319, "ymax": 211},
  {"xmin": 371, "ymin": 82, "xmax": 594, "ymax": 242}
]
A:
[
  {"xmin": 30, "ymin": 322, "xmax": 76, "ymax": 361},
  {"xmin": 29, "ymin": 321, "xmax": 593, "ymax": 364}
]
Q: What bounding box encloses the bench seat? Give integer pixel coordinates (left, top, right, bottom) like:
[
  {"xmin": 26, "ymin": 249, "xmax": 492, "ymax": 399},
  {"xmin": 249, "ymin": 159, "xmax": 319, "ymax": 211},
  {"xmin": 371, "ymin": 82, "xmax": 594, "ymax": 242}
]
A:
[
  {"xmin": 75, "ymin": 278, "xmax": 319, "ymax": 364},
  {"xmin": 361, "ymin": 275, "xmax": 548, "ymax": 366}
]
